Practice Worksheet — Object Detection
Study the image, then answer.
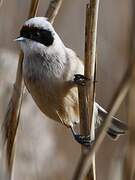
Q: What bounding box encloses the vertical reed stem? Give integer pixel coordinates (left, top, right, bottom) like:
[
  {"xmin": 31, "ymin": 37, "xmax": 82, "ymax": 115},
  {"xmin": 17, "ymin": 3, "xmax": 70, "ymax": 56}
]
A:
[{"xmin": 76, "ymin": 0, "xmax": 100, "ymax": 180}]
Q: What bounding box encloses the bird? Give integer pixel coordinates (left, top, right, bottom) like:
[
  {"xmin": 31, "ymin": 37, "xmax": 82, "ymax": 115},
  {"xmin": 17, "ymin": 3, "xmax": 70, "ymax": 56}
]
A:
[{"xmin": 14, "ymin": 17, "xmax": 127, "ymax": 146}]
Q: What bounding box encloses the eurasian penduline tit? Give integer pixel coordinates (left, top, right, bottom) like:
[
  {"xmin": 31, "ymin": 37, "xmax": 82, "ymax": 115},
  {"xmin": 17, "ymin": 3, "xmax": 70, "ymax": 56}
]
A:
[{"xmin": 15, "ymin": 17, "xmax": 127, "ymax": 146}]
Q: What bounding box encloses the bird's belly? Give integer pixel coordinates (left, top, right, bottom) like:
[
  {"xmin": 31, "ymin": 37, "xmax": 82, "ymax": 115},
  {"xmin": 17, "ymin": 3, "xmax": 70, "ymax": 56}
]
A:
[
  {"xmin": 24, "ymin": 76, "xmax": 64, "ymax": 121},
  {"xmin": 24, "ymin": 77, "xmax": 78, "ymax": 127},
  {"xmin": 23, "ymin": 59, "xmax": 79, "ymax": 127}
]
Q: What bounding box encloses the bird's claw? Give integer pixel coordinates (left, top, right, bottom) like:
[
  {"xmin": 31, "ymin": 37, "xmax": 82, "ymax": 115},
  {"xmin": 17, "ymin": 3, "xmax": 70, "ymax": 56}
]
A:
[
  {"xmin": 74, "ymin": 74, "xmax": 90, "ymax": 86},
  {"xmin": 74, "ymin": 134, "xmax": 93, "ymax": 147}
]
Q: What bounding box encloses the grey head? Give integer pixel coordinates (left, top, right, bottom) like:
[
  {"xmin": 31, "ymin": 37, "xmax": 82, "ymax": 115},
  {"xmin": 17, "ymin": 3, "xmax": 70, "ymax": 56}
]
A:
[{"xmin": 15, "ymin": 17, "xmax": 63, "ymax": 54}]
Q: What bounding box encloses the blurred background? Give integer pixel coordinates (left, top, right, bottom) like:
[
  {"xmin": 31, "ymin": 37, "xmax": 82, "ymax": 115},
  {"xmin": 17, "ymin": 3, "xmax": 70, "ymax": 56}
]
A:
[{"xmin": 0, "ymin": 0, "xmax": 133, "ymax": 180}]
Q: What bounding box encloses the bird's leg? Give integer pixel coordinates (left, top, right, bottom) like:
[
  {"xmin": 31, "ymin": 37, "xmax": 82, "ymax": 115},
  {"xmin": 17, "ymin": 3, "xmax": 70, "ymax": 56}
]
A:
[
  {"xmin": 72, "ymin": 74, "xmax": 95, "ymax": 147},
  {"xmin": 70, "ymin": 126, "xmax": 93, "ymax": 147}
]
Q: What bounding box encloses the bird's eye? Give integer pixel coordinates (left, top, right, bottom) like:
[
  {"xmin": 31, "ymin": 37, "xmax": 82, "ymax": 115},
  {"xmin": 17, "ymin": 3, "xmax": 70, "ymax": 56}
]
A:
[
  {"xmin": 33, "ymin": 31, "xmax": 40, "ymax": 37},
  {"xmin": 30, "ymin": 31, "xmax": 40, "ymax": 40},
  {"xmin": 36, "ymin": 31, "xmax": 40, "ymax": 36}
]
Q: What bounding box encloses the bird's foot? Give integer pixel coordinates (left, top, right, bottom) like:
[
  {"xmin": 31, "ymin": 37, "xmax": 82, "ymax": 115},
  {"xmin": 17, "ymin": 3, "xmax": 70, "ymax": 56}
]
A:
[
  {"xmin": 74, "ymin": 134, "xmax": 93, "ymax": 147},
  {"xmin": 74, "ymin": 74, "xmax": 90, "ymax": 86},
  {"xmin": 70, "ymin": 126, "xmax": 93, "ymax": 147}
]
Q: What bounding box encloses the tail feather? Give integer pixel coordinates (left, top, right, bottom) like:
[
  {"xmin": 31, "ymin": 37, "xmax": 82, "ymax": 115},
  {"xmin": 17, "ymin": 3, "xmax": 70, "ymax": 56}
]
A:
[
  {"xmin": 96, "ymin": 103, "xmax": 128, "ymax": 140},
  {"xmin": 108, "ymin": 116, "xmax": 128, "ymax": 140},
  {"xmin": 107, "ymin": 129, "xmax": 118, "ymax": 140}
]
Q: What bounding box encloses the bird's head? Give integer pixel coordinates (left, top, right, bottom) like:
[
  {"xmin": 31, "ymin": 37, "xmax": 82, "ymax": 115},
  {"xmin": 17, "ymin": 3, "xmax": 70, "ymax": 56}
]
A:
[{"xmin": 15, "ymin": 17, "xmax": 58, "ymax": 54}]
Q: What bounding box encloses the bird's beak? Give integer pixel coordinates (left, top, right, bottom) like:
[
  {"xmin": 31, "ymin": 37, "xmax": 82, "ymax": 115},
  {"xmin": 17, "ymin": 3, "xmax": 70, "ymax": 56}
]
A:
[{"xmin": 14, "ymin": 37, "xmax": 25, "ymax": 42}]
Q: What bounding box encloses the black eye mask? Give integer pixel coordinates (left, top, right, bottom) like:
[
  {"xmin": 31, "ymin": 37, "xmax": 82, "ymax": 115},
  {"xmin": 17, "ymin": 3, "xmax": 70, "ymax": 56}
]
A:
[{"xmin": 20, "ymin": 25, "xmax": 54, "ymax": 47}]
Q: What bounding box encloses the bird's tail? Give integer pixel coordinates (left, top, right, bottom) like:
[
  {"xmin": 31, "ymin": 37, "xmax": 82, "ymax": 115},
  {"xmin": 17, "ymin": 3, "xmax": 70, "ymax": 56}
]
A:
[
  {"xmin": 97, "ymin": 103, "xmax": 128, "ymax": 140},
  {"xmin": 107, "ymin": 117, "xmax": 128, "ymax": 140}
]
